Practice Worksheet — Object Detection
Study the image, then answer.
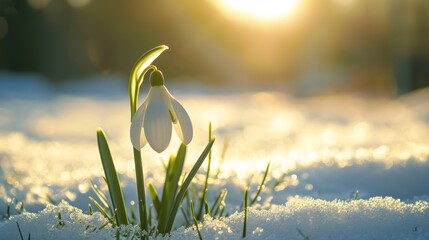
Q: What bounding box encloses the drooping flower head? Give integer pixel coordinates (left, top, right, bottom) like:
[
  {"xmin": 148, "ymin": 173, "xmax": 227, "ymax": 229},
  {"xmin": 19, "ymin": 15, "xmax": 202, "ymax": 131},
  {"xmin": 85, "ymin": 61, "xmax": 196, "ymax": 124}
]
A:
[{"xmin": 130, "ymin": 70, "xmax": 193, "ymax": 153}]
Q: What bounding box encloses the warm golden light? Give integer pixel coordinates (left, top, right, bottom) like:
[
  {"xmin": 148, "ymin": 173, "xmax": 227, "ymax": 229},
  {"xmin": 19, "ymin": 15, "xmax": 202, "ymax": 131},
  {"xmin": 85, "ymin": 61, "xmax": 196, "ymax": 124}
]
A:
[{"xmin": 215, "ymin": 0, "xmax": 300, "ymax": 21}]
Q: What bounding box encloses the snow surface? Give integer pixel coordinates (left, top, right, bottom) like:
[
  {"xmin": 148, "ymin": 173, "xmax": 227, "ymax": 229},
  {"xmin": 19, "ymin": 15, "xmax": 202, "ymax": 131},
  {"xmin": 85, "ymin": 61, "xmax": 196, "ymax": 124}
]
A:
[
  {"xmin": 1, "ymin": 72, "xmax": 429, "ymax": 239},
  {"xmin": 1, "ymin": 197, "xmax": 429, "ymax": 239}
]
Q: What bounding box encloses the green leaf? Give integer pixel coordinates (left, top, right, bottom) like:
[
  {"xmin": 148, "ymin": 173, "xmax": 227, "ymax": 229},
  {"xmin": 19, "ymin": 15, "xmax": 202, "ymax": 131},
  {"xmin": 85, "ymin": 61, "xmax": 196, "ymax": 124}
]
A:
[
  {"xmin": 90, "ymin": 179, "xmax": 111, "ymax": 211},
  {"xmin": 148, "ymin": 182, "xmax": 161, "ymax": 217},
  {"xmin": 211, "ymin": 189, "xmax": 227, "ymax": 217},
  {"xmin": 88, "ymin": 204, "xmax": 94, "ymax": 216},
  {"xmin": 204, "ymin": 201, "xmax": 210, "ymax": 216},
  {"xmin": 250, "ymin": 162, "xmax": 270, "ymax": 206},
  {"xmin": 129, "ymin": 45, "xmax": 169, "ymax": 118},
  {"xmin": 157, "ymin": 144, "xmax": 187, "ymax": 233},
  {"xmin": 164, "ymin": 139, "xmax": 215, "ymax": 233},
  {"xmin": 197, "ymin": 122, "xmax": 213, "ymax": 219},
  {"xmin": 129, "ymin": 201, "xmax": 137, "ymax": 224},
  {"xmin": 96, "ymin": 128, "xmax": 129, "ymax": 225},
  {"xmin": 180, "ymin": 206, "xmax": 192, "ymax": 226},
  {"xmin": 190, "ymin": 201, "xmax": 204, "ymax": 240},
  {"xmin": 89, "ymin": 196, "xmax": 113, "ymax": 224},
  {"xmin": 16, "ymin": 222, "xmax": 24, "ymax": 240}
]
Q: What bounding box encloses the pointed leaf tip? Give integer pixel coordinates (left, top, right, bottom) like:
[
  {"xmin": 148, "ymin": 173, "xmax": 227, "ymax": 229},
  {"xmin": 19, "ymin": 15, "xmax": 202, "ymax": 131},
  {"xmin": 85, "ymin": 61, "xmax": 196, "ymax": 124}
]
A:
[{"xmin": 129, "ymin": 45, "xmax": 169, "ymax": 117}]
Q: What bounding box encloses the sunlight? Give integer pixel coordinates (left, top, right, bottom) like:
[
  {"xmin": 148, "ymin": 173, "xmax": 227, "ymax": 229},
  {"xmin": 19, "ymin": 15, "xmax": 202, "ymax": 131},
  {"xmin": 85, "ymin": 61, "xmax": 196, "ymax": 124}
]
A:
[{"xmin": 214, "ymin": 0, "xmax": 300, "ymax": 21}]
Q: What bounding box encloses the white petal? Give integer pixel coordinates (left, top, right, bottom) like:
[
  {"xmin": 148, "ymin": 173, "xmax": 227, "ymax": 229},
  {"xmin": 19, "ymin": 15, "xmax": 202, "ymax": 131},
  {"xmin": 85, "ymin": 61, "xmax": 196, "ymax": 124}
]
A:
[
  {"xmin": 130, "ymin": 101, "xmax": 148, "ymax": 150},
  {"xmin": 144, "ymin": 87, "xmax": 172, "ymax": 153},
  {"xmin": 170, "ymin": 98, "xmax": 193, "ymax": 144},
  {"xmin": 158, "ymin": 86, "xmax": 193, "ymax": 144}
]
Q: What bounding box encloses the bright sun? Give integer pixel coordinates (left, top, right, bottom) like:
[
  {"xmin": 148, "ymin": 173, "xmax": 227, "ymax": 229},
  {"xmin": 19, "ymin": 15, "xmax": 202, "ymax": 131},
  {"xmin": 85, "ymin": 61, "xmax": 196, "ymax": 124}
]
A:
[{"xmin": 216, "ymin": 0, "xmax": 300, "ymax": 21}]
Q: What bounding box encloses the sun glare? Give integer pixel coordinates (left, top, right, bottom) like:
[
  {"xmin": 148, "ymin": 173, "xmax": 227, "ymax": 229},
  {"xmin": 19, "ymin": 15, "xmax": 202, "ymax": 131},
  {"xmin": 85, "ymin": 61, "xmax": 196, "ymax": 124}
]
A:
[{"xmin": 216, "ymin": 0, "xmax": 300, "ymax": 21}]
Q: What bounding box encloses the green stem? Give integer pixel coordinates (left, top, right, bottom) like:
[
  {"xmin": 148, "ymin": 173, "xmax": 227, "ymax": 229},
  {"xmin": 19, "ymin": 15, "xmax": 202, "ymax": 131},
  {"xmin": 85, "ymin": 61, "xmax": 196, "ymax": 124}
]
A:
[
  {"xmin": 191, "ymin": 201, "xmax": 204, "ymax": 240},
  {"xmin": 197, "ymin": 122, "xmax": 212, "ymax": 219},
  {"xmin": 127, "ymin": 45, "xmax": 169, "ymax": 237},
  {"xmin": 197, "ymin": 158, "xmax": 211, "ymax": 219},
  {"xmin": 133, "ymin": 148, "xmax": 148, "ymax": 236},
  {"xmin": 249, "ymin": 162, "xmax": 270, "ymax": 206},
  {"xmin": 243, "ymin": 188, "xmax": 248, "ymax": 238}
]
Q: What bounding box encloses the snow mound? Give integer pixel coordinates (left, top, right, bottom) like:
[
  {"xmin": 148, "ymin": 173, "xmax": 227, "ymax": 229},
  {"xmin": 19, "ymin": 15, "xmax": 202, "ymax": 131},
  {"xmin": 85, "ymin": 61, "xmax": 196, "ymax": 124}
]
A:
[
  {"xmin": 0, "ymin": 200, "xmax": 116, "ymax": 239},
  {"xmin": 167, "ymin": 197, "xmax": 429, "ymax": 240},
  {"xmin": 3, "ymin": 197, "xmax": 427, "ymax": 239}
]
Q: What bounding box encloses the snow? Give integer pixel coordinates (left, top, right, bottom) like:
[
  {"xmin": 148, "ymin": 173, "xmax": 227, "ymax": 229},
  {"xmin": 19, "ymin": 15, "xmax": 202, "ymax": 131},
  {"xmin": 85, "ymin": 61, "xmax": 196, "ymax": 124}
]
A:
[
  {"xmin": 169, "ymin": 197, "xmax": 429, "ymax": 240},
  {"xmin": 0, "ymin": 201, "xmax": 117, "ymax": 239},
  {"xmin": 1, "ymin": 72, "xmax": 429, "ymax": 239},
  {"xmin": 1, "ymin": 198, "xmax": 429, "ymax": 239}
]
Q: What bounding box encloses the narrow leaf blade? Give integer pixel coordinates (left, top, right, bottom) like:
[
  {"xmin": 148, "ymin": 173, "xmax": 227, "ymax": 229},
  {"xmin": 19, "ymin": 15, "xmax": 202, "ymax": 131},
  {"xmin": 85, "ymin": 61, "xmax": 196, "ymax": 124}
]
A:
[
  {"xmin": 164, "ymin": 139, "xmax": 215, "ymax": 233},
  {"xmin": 148, "ymin": 182, "xmax": 161, "ymax": 217},
  {"xmin": 97, "ymin": 128, "xmax": 129, "ymax": 225},
  {"xmin": 158, "ymin": 144, "xmax": 187, "ymax": 233}
]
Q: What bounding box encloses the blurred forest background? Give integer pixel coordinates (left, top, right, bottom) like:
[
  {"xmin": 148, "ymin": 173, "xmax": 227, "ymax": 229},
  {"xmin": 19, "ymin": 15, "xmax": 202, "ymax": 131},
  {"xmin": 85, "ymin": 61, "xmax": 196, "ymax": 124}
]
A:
[{"xmin": 0, "ymin": 0, "xmax": 428, "ymax": 95}]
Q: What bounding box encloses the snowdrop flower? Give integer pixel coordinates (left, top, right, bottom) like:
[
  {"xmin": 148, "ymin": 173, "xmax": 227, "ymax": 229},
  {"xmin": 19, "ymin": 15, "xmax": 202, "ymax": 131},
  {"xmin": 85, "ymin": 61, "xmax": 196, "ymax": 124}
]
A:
[{"xmin": 130, "ymin": 70, "xmax": 193, "ymax": 153}]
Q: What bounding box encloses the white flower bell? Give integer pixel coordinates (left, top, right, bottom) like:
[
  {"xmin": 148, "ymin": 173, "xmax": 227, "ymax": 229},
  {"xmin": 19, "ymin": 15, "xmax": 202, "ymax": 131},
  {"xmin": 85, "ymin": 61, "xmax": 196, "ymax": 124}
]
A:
[{"xmin": 130, "ymin": 70, "xmax": 193, "ymax": 153}]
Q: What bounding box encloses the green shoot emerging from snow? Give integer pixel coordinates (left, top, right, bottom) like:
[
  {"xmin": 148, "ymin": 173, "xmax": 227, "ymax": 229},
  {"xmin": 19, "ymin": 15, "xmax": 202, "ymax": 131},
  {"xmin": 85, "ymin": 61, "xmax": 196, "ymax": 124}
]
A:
[
  {"xmin": 243, "ymin": 188, "xmax": 249, "ymax": 238},
  {"xmin": 94, "ymin": 45, "xmax": 214, "ymax": 237},
  {"xmin": 191, "ymin": 201, "xmax": 203, "ymax": 240},
  {"xmin": 16, "ymin": 222, "xmax": 30, "ymax": 240}
]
